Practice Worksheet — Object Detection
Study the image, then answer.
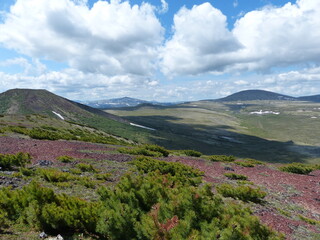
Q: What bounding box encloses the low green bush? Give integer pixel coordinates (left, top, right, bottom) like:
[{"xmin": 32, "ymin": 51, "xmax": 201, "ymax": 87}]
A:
[
  {"xmin": 279, "ymin": 163, "xmax": 315, "ymax": 175},
  {"xmin": 38, "ymin": 169, "xmax": 76, "ymax": 182},
  {"xmin": 77, "ymin": 176, "xmax": 96, "ymax": 188},
  {"xmin": 0, "ymin": 182, "xmax": 100, "ymax": 233},
  {"xmin": 209, "ymin": 155, "xmax": 236, "ymax": 162},
  {"xmin": 216, "ymin": 184, "xmax": 267, "ymax": 203},
  {"xmin": 76, "ymin": 163, "xmax": 97, "ymax": 172},
  {"xmin": 129, "ymin": 156, "xmax": 203, "ymax": 186},
  {"xmin": 298, "ymin": 215, "xmax": 320, "ymax": 226},
  {"xmin": 69, "ymin": 168, "xmax": 82, "ymax": 175},
  {"xmin": 0, "ymin": 171, "xmax": 283, "ymax": 240},
  {"xmin": 57, "ymin": 155, "xmax": 74, "ymax": 163},
  {"xmin": 183, "ymin": 150, "xmax": 202, "ymax": 157},
  {"xmin": 235, "ymin": 161, "xmax": 255, "ymax": 167},
  {"xmin": 243, "ymin": 158, "xmax": 265, "ymax": 165},
  {"xmin": 28, "ymin": 128, "xmax": 63, "ymax": 140},
  {"xmin": 20, "ymin": 167, "xmax": 35, "ymax": 177},
  {"xmin": 95, "ymin": 173, "xmax": 112, "ymax": 181},
  {"xmin": 224, "ymin": 173, "xmax": 248, "ymax": 180},
  {"xmin": 0, "ymin": 152, "xmax": 31, "ymax": 170},
  {"xmin": 0, "ymin": 209, "xmax": 9, "ymax": 232},
  {"xmin": 118, "ymin": 144, "xmax": 169, "ymax": 157}
]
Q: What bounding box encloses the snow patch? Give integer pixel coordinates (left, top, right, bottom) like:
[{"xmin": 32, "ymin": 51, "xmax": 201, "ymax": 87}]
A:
[
  {"xmin": 52, "ymin": 111, "xmax": 64, "ymax": 120},
  {"xmin": 250, "ymin": 110, "xmax": 280, "ymax": 115},
  {"xmin": 130, "ymin": 123, "xmax": 155, "ymax": 131}
]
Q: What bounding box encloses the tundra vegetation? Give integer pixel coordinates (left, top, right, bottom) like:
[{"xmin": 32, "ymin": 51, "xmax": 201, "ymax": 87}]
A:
[{"xmin": 0, "ymin": 152, "xmax": 283, "ymax": 239}]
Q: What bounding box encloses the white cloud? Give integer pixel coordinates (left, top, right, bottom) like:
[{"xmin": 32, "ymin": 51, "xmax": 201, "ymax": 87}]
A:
[
  {"xmin": 232, "ymin": 0, "xmax": 320, "ymax": 72},
  {"xmin": 158, "ymin": 0, "xmax": 168, "ymax": 14},
  {"xmin": 161, "ymin": 3, "xmax": 242, "ymax": 76},
  {"xmin": 161, "ymin": 0, "xmax": 320, "ymax": 76},
  {"xmin": 0, "ymin": 66, "xmax": 160, "ymax": 101},
  {"xmin": 0, "ymin": 57, "xmax": 46, "ymax": 75},
  {"xmin": 0, "ymin": 0, "xmax": 163, "ymax": 77}
]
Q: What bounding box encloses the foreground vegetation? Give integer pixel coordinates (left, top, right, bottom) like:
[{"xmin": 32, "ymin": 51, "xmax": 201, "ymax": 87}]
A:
[
  {"xmin": 0, "ymin": 152, "xmax": 283, "ymax": 239},
  {"xmin": 0, "ymin": 115, "xmax": 129, "ymax": 146}
]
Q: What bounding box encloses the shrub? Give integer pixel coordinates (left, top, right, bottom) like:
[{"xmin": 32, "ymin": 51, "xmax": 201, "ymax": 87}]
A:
[
  {"xmin": 38, "ymin": 169, "xmax": 76, "ymax": 182},
  {"xmin": 298, "ymin": 215, "xmax": 320, "ymax": 226},
  {"xmin": 95, "ymin": 173, "xmax": 112, "ymax": 181},
  {"xmin": 28, "ymin": 128, "xmax": 61, "ymax": 140},
  {"xmin": 129, "ymin": 156, "xmax": 203, "ymax": 185},
  {"xmin": 0, "ymin": 152, "xmax": 31, "ymax": 170},
  {"xmin": 118, "ymin": 144, "xmax": 169, "ymax": 157},
  {"xmin": 0, "ymin": 209, "xmax": 9, "ymax": 232},
  {"xmin": 209, "ymin": 155, "xmax": 236, "ymax": 162},
  {"xmin": 243, "ymin": 158, "xmax": 265, "ymax": 165},
  {"xmin": 0, "ymin": 182, "xmax": 100, "ymax": 233},
  {"xmin": 224, "ymin": 173, "xmax": 248, "ymax": 180},
  {"xmin": 76, "ymin": 163, "xmax": 97, "ymax": 172},
  {"xmin": 0, "ymin": 172, "xmax": 283, "ymax": 240},
  {"xmin": 57, "ymin": 155, "xmax": 74, "ymax": 163},
  {"xmin": 235, "ymin": 161, "xmax": 255, "ymax": 167},
  {"xmin": 216, "ymin": 184, "xmax": 267, "ymax": 203},
  {"xmin": 69, "ymin": 168, "xmax": 82, "ymax": 175},
  {"xmin": 279, "ymin": 163, "xmax": 315, "ymax": 175},
  {"xmin": 7, "ymin": 125, "xmax": 29, "ymax": 135},
  {"xmin": 20, "ymin": 167, "xmax": 35, "ymax": 177},
  {"xmin": 183, "ymin": 150, "xmax": 202, "ymax": 157},
  {"xmin": 77, "ymin": 176, "xmax": 96, "ymax": 188},
  {"xmin": 96, "ymin": 172, "xmax": 282, "ymax": 240}
]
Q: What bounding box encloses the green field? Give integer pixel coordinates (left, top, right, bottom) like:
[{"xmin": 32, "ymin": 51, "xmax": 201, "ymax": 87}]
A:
[{"xmin": 107, "ymin": 100, "xmax": 320, "ymax": 163}]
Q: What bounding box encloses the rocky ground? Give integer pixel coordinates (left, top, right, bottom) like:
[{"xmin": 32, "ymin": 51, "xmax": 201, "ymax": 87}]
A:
[{"xmin": 0, "ymin": 136, "xmax": 320, "ymax": 239}]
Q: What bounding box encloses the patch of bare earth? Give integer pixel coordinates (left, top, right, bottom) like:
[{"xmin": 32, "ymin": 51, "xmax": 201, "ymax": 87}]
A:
[{"xmin": 0, "ymin": 136, "xmax": 133, "ymax": 165}]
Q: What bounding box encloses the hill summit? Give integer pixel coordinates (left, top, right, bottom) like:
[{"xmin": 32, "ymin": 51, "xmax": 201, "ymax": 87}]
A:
[
  {"xmin": 217, "ymin": 90, "xmax": 296, "ymax": 102},
  {"xmin": 0, "ymin": 88, "xmax": 126, "ymax": 123}
]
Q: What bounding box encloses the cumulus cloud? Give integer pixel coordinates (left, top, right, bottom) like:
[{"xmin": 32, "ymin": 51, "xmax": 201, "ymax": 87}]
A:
[
  {"xmin": 0, "ymin": 0, "xmax": 163, "ymax": 77},
  {"xmin": 0, "ymin": 66, "xmax": 160, "ymax": 101},
  {"xmin": 232, "ymin": 0, "xmax": 320, "ymax": 72},
  {"xmin": 162, "ymin": 0, "xmax": 320, "ymax": 76},
  {"xmin": 161, "ymin": 3, "xmax": 242, "ymax": 76}
]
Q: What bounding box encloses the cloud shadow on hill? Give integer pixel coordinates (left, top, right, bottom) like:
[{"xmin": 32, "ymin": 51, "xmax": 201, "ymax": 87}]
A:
[{"xmin": 125, "ymin": 115, "xmax": 319, "ymax": 163}]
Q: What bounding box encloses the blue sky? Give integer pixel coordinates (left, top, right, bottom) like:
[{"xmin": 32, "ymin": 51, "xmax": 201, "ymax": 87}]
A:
[{"xmin": 0, "ymin": 0, "xmax": 320, "ymax": 101}]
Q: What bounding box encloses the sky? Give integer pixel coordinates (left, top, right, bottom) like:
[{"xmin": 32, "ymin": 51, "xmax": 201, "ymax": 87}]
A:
[{"xmin": 0, "ymin": 0, "xmax": 320, "ymax": 101}]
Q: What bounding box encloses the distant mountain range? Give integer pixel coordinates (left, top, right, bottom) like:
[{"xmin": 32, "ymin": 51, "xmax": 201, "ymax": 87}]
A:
[
  {"xmin": 81, "ymin": 90, "xmax": 320, "ymax": 109},
  {"xmin": 215, "ymin": 89, "xmax": 320, "ymax": 102},
  {"xmin": 1, "ymin": 89, "xmax": 320, "ymax": 118},
  {"xmin": 80, "ymin": 97, "xmax": 183, "ymax": 109}
]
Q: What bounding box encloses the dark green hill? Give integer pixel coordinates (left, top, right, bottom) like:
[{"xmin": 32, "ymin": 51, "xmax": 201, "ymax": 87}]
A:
[
  {"xmin": 0, "ymin": 88, "xmax": 125, "ymax": 123},
  {"xmin": 0, "ymin": 89, "xmax": 153, "ymax": 143},
  {"xmin": 298, "ymin": 94, "xmax": 320, "ymax": 102},
  {"xmin": 216, "ymin": 89, "xmax": 296, "ymax": 101}
]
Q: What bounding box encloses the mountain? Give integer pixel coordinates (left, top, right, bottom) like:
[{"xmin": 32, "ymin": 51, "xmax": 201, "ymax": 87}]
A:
[
  {"xmin": 81, "ymin": 97, "xmax": 180, "ymax": 109},
  {"xmin": 298, "ymin": 94, "xmax": 320, "ymax": 102},
  {"xmin": 216, "ymin": 89, "xmax": 297, "ymax": 102},
  {"xmin": 0, "ymin": 88, "xmax": 126, "ymax": 123}
]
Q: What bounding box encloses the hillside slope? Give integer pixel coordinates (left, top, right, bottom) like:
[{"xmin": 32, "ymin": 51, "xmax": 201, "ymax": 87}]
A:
[
  {"xmin": 0, "ymin": 89, "xmax": 126, "ymax": 123},
  {"xmin": 0, "ymin": 89, "xmax": 155, "ymax": 143}
]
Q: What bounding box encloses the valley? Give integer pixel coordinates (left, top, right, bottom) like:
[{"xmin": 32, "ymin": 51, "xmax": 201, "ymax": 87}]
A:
[
  {"xmin": 107, "ymin": 99, "xmax": 320, "ymax": 163},
  {"xmin": 0, "ymin": 89, "xmax": 320, "ymax": 240}
]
